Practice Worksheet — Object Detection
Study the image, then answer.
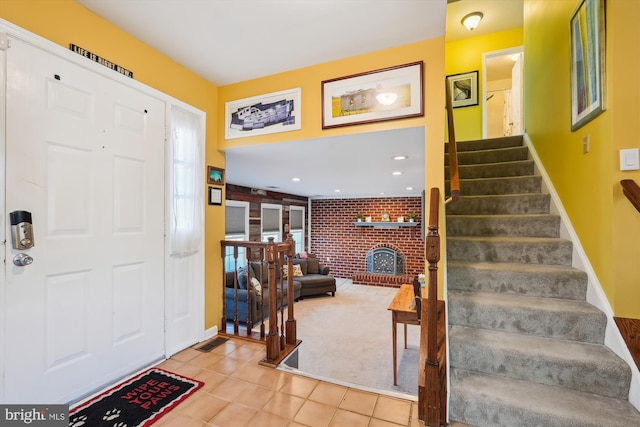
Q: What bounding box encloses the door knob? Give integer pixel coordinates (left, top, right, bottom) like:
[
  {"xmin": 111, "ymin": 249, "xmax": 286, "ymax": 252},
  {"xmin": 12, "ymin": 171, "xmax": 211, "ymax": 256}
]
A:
[{"xmin": 13, "ymin": 253, "xmax": 34, "ymax": 267}]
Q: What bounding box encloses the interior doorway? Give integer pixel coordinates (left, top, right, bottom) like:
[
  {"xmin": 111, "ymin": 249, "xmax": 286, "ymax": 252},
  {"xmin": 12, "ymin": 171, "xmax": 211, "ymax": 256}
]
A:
[{"xmin": 482, "ymin": 46, "xmax": 524, "ymax": 139}]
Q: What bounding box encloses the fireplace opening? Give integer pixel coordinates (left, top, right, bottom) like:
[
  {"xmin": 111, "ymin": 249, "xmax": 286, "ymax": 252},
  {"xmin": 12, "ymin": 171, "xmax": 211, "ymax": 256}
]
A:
[{"xmin": 367, "ymin": 247, "xmax": 405, "ymax": 275}]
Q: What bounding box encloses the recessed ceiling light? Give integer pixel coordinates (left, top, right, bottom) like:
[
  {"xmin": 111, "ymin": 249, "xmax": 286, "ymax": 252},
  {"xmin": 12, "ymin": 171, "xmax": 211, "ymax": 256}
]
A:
[
  {"xmin": 334, "ymin": 189, "xmax": 341, "ymax": 193},
  {"xmin": 379, "ymin": 192, "xmax": 386, "ymax": 195},
  {"xmin": 292, "ymin": 177, "xmax": 301, "ymax": 182},
  {"xmin": 392, "ymin": 171, "xmax": 403, "ymax": 176},
  {"xmin": 406, "ymin": 186, "xmax": 414, "ymax": 190},
  {"xmin": 393, "ymin": 155, "xmax": 408, "ymax": 160}
]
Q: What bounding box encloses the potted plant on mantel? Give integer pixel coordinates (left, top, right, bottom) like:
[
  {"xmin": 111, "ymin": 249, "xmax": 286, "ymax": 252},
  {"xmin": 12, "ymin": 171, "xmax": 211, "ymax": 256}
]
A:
[
  {"xmin": 407, "ymin": 212, "xmax": 417, "ymax": 222},
  {"xmin": 356, "ymin": 213, "xmax": 364, "ymax": 222}
]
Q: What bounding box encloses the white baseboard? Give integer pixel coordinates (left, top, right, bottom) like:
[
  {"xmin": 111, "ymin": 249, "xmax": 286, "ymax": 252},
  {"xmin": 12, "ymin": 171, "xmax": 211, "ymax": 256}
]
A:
[
  {"xmin": 524, "ymin": 133, "xmax": 640, "ymax": 410},
  {"xmin": 204, "ymin": 325, "xmax": 218, "ymax": 341}
]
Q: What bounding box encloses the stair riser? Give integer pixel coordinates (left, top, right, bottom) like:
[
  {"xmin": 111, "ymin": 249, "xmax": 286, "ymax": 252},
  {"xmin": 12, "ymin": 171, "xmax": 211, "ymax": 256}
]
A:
[
  {"xmin": 449, "ymin": 339, "xmax": 630, "ymax": 399},
  {"xmin": 447, "ymin": 215, "xmax": 560, "ymax": 237},
  {"xmin": 447, "ymin": 264, "xmax": 587, "ymax": 300},
  {"xmin": 446, "ymin": 194, "xmax": 551, "ymax": 215},
  {"xmin": 448, "ymin": 297, "xmax": 606, "ymax": 343},
  {"xmin": 447, "ymin": 176, "xmax": 542, "ymax": 196},
  {"xmin": 447, "ymin": 238, "xmax": 573, "ymax": 265},
  {"xmin": 446, "ymin": 160, "xmax": 534, "ymax": 179},
  {"xmin": 446, "ymin": 146, "xmax": 529, "ymax": 166}
]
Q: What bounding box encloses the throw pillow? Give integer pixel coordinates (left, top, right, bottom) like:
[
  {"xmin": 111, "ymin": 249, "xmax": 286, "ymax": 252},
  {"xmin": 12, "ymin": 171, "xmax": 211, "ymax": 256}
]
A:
[
  {"xmin": 250, "ymin": 277, "xmax": 262, "ymax": 297},
  {"xmin": 293, "ymin": 264, "xmax": 304, "ymax": 277},
  {"xmin": 306, "ymin": 258, "xmax": 320, "ymax": 274},
  {"xmin": 299, "ymin": 251, "xmax": 309, "ymax": 259}
]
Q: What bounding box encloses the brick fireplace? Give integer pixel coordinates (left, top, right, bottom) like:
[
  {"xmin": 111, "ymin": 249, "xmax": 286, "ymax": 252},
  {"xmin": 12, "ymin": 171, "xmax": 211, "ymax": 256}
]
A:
[{"xmin": 310, "ymin": 197, "xmax": 423, "ymax": 287}]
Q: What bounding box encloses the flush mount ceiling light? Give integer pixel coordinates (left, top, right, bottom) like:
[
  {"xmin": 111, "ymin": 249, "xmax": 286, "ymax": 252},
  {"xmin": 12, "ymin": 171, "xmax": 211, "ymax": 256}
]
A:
[
  {"xmin": 376, "ymin": 92, "xmax": 398, "ymax": 106},
  {"xmin": 461, "ymin": 12, "xmax": 483, "ymax": 31},
  {"xmin": 393, "ymin": 155, "xmax": 408, "ymax": 160}
]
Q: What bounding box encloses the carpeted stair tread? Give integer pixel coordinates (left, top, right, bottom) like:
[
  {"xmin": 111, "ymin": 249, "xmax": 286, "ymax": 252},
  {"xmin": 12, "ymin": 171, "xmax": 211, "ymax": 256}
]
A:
[
  {"xmin": 449, "ymin": 175, "xmax": 542, "ymax": 196},
  {"xmin": 449, "ymin": 369, "xmax": 640, "ymax": 427},
  {"xmin": 447, "ymin": 235, "xmax": 573, "ymax": 265},
  {"xmin": 446, "ymin": 146, "xmax": 529, "ymax": 166},
  {"xmin": 447, "ymin": 261, "xmax": 587, "ymax": 300},
  {"xmin": 446, "ymin": 160, "xmax": 534, "ymax": 179},
  {"xmin": 448, "ymin": 290, "xmax": 606, "ymax": 343},
  {"xmin": 447, "ymin": 214, "xmax": 560, "ymax": 237},
  {"xmin": 449, "ymin": 325, "xmax": 631, "ymax": 398},
  {"xmin": 445, "ymin": 194, "xmax": 551, "ymax": 215},
  {"xmin": 446, "ymin": 135, "xmax": 524, "ymax": 152}
]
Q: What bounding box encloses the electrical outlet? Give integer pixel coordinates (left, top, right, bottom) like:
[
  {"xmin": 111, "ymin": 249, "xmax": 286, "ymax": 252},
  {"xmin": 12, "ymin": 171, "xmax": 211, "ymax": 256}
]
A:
[{"xmin": 583, "ymin": 135, "xmax": 590, "ymax": 154}]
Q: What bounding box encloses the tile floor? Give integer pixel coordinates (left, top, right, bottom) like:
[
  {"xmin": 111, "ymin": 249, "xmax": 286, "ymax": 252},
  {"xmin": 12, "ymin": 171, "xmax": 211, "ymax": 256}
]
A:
[{"xmin": 152, "ymin": 337, "xmax": 425, "ymax": 427}]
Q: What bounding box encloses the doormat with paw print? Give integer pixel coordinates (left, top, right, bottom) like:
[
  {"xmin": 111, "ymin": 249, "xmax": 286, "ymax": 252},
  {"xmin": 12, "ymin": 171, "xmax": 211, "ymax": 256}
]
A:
[{"xmin": 69, "ymin": 368, "xmax": 203, "ymax": 427}]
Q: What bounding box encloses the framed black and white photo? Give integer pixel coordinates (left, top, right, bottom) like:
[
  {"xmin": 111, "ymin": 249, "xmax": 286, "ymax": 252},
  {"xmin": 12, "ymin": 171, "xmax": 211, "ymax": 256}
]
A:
[
  {"xmin": 225, "ymin": 88, "xmax": 301, "ymax": 140},
  {"xmin": 447, "ymin": 71, "xmax": 479, "ymax": 108},
  {"xmin": 208, "ymin": 186, "xmax": 222, "ymax": 206}
]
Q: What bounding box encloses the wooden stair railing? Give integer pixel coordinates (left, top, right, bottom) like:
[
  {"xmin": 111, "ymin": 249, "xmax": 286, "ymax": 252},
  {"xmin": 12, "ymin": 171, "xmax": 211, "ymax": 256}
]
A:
[
  {"xmin": 418, "ymin": 187, "xmax": 447, "ymax": 426},
  {"xmin": 621, "ymin": 179, "xmax": 640, "ymax": 213},
  {"xmin": 445, "ymin": 78, "xmax": 460, "ymax": 203},
  {"xmin": 221, "ymin": 234, "xmax": 301, "ymax": 367}
]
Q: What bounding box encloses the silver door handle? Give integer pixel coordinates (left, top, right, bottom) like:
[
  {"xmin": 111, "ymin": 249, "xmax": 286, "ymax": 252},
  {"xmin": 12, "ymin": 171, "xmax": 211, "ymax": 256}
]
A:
[{"xmin": 13, "ymin": 253, "xmax": 33, "ymax": 267}]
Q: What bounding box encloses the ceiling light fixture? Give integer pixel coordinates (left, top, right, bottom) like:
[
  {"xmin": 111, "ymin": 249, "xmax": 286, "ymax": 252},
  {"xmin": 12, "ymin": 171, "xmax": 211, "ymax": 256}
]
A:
[
  {"xmin": 461, "ymin": 12, "xmax": 483, "ymax": 31},
  {"xmin": 376, "ymin": 92, "xmax": 398, "ymax": 106},
  {"xmin": 392, "ymin": 171, "xmax": 403, "ymax": 176},
  {"xmin": 393, "ymin": 155, "xmax": 408, "ymax": 160},
  {"xmin": 292, "ymin": 177, "xmax": 301, "ymax": 182}
]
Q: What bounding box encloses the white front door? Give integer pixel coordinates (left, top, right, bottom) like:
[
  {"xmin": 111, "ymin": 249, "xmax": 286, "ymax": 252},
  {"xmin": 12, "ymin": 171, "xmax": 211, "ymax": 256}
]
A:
[{"xmin": 3, "ymin": 36, "xmax": 165, "ymax": 403}]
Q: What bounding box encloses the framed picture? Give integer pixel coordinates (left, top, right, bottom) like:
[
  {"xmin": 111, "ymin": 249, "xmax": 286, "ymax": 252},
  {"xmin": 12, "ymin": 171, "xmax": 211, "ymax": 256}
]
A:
[
  {"xmin": 570, "ymin": 0, "xmax": 606, "ymax": 131},
  {"xmin": 225, "ymin": 88, "xmax": 301, "ymax": 140},
  {"xmin": 321, "ymin": 61, "xmax": 423, "ymax": 129},
  {"xmin": 207, "ymin": 166, "xmax": 224, "ymax": 186},
  {"xmin": 208, "ymin": 186, "xmax": 222, "ymax": 206},
  {"xmin": 447, "ymin": 71, "xmax": 478, "ymax": 108}
]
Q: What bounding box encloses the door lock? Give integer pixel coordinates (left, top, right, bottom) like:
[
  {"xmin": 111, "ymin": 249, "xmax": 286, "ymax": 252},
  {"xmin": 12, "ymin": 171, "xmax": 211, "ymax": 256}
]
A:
[{"xmin": 13, "ymin": 253, "xmax": 34, "ymax": 267}]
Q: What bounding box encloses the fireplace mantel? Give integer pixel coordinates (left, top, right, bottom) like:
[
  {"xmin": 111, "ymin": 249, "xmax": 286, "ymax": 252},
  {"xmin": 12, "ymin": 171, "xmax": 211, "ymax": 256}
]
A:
[{"xmin": 354, "ymin": 222, "xmax": 420, "ymax": 228}]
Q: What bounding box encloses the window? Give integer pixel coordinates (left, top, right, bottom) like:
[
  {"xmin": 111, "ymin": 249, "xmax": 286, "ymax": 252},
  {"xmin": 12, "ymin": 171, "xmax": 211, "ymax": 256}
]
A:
[
  {"xmin": 289, "ymin": 206, "xmax": 305, "ymax": 254},
  {"xmin": 225, "ymin": 201, "xmax": 249, "ymax": 271},
  {"xmin": 261, "ymin": 203, "xmax": 282, "ymax": 242}
]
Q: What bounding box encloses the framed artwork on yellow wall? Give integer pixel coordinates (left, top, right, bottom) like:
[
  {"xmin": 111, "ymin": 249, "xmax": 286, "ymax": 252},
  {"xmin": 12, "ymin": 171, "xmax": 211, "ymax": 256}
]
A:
[
  {"xmin": 446, "ymin": 71, "xmax": 478, "ymax": 109},
  {"xmin": 570, "ymin": 0, "xmax": 606, "ymax": 131}
]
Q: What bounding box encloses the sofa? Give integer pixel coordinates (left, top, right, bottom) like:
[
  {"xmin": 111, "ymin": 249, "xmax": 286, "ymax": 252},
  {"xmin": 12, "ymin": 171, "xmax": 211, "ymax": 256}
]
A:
[
  {"xmin": 291, "ymin": 253, "xmax": 336, "ymax": 299},
  {"xmin": 224, "ymin": 262, "xmax": 301, "ymax": 325}
]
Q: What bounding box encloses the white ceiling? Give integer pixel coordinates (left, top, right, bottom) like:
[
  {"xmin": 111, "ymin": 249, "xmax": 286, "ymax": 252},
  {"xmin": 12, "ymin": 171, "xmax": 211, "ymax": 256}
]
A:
[{"xmin": 76, "ymin": 0, "xmax": 523, "ymax": 199}]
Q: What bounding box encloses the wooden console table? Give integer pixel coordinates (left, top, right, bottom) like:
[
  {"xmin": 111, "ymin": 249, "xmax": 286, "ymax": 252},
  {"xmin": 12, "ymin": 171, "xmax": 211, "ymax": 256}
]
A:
[{"xmin": 387, "ymin": 284, "xmax": 423, "ymax": 386}]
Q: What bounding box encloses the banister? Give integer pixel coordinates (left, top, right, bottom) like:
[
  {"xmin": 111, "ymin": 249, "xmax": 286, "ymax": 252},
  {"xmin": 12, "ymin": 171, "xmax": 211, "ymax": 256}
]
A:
[
  {"xmin": 621, "ymin": 179, "xmax": 640, "ymax": 213},
  {"xmin": 445, "ymin": 79, "xmax": 460, "ymax": 203}
]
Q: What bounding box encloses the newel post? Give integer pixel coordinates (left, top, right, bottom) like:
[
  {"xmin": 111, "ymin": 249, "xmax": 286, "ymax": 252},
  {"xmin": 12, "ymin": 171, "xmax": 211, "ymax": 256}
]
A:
[
  {"xmin": 265, "ymin": 237, "xmax": 280, "ymax": 362},
  {"xmin": 285, "ymin": 233, "xmax": 297, "ymax": 345}
]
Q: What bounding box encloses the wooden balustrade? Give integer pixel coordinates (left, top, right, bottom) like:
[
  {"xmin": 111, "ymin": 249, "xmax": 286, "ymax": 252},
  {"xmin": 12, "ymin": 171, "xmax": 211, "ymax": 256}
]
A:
[
  {"xmin": 621, "ymin": 179, "xmax": 640, "ymax": 213},
  {"xmin": 221, "ymin": 234, "xmax": 300, "ymax": 366}
]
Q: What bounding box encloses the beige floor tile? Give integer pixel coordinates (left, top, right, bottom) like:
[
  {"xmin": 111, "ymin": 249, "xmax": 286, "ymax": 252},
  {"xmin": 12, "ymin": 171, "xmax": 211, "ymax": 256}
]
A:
[
  {"xmin": 208, "ymin": 376, "xmax": 251, "ymax": 402},
  {"xmin": 279, "ymin": 375, "xmax": 319, "ymax": 399},
  {"xmin": 156, "ymin": 358, "xmax": 184, "ymax": 372},
  {"xmin": 262, "ymin": 391, "xmax": 306, "ymax": 419},
  {"xmin": 252, "ymin": 366, "xmax": 292, "ymax": 390},
  {"xmin": 369, "ymin": 418, "xmax": 406, "ymax": 427},
  {"xmin": 338, "ymin": 389, "xmax": 378, "ymax": 417},
  {"xmin": 171, "ymin": 363, "xmax": 205, "ymax": 380},
  {"xmin": 208, "ymin": 401, "xmax": 257, "ymax": 427},
  {"xmin": 293, "ymin": 400, "xmax": 337, "ymax": 427},
  {"xmin": 207, "ymin": 356, "xmax": 247, "ymax": 376},
  {"xmin": 328, "ymin": 408, "xmax": 371, "ymax": 427},
  {"xmin": 231, "ymin": 383, "xmax": 276, "ymax": 410},
  {"xmin": 189, "ymin": 351, "xmax": 225, "ymax": 368},
  {"xmin": 372, "ymin": 395, "xmax": 412, "ymax": 425},
  {"xmin": 192, "ymin": 368, "xmax": 228, "ymax": 391},
  {"xmin": 172, "ymin": 347, "xmax": 202, "ymax": 362},
  {"xmin": 246, "ymin": 410, "xmax": 290, "ymax": 427},
  {"xmin": 178, "ymin": 393, "xmax": 229, "ymax": 423},
  {"xmin": 230, "ymin": 361, "xmax": 270, "ymax": 383},
  {"xmin": 228, "ymin": 344, "xmax": 261, "ymax": 361},
  {"xmin": 154, "ymin": 412, "xmax": 206, "ymax": 427},
  {"xmin": 308, "ymin": 382, "xmax": 348, "ymax": 407}
]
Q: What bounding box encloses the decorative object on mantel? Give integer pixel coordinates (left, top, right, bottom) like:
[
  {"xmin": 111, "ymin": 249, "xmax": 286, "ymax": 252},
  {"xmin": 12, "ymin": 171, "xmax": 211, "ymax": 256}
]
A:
[
  {"xmin": 381, "ymin": 212, "xmax": 391, "ymax": 222},
  {"xmin": 356, "ymin": 212, "xmax": 364, "ymax": 222},
  {"xmin": 407, "ymin": 212, "xmax": 417, "ymax": 222},
  {"xmin": 365, "ymin": 216, "xmax": 372, "ymax": 222},
  {"xmin": 397, "ymin": 216, "xmax": 404, "ymax": 222}
]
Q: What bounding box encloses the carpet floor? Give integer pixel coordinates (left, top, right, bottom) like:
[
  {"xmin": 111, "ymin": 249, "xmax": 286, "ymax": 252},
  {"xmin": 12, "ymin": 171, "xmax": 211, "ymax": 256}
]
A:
[{"xmin": 280, "ymin": 279, "xmax": 420, "ymax": 398}]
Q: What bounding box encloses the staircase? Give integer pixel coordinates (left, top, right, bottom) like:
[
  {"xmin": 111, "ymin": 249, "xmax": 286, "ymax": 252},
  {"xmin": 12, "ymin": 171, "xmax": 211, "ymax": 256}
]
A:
[{"xmin": 445, "ymin": 135, "xmax": 640, "ymax": 427}]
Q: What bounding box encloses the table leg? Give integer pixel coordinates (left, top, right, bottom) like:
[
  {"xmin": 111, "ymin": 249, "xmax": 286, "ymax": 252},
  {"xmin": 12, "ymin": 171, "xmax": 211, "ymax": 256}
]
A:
[{"xmin": 392, "ymin": 313, "xmax": 397, "ymax": 386}]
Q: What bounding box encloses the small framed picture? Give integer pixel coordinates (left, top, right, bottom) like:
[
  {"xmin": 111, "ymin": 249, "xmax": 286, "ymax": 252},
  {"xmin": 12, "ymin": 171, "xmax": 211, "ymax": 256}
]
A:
[
  {"xmin": 208, "ymin": 186, "xmax": 222, "ymax": 206},
  {"xmin": 447, "ymin": 71, "xmax": 479, "ymax": 108},
  {"xmin": 207, "ymin": 166, "xmax": 225, "ymax": 186}
]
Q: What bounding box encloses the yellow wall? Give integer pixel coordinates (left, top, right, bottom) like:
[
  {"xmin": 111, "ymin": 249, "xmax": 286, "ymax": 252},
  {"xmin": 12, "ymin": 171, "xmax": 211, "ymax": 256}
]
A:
[
  {"xmin": 445, "ymin": 27, "xmax": 523, "ymax": 141},
  {"xmin": 0, "ymin": 0, "xmax": 225, "ymax": 329},
  {"xmin": 524, "ymin": 0, "xmax": 640, "ymax": 318}
]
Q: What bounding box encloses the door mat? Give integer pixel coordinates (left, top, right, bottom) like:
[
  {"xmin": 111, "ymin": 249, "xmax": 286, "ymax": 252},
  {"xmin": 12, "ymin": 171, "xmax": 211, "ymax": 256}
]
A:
[
  {"xmin": 69, "ymin": 368, "xmax": 203, "ymax": 427},
  {"xmin": 195, "ymin": 336, "xmax": 229, "ymax": 352}
]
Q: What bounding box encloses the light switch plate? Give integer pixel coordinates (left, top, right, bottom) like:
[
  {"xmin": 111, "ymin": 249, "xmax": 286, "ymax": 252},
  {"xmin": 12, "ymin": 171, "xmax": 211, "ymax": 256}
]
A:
[{"xmin": 620, "ymin": 148, "xmax": 640, "ymax": 171}]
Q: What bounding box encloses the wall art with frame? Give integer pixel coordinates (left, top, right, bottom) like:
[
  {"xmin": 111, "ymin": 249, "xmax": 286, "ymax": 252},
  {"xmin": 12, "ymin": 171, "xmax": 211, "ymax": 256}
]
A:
[
  {"xmin": 225, "ymin": 88, "xmax": 301, "ymax": 139},
  {"xmin": 446, "ymin": 71, "xmax": 478, "ymax": 108},
  {"xmin": 570, "ymin": 0, "xmax": 606, "ymax": 131},
  {"xmin": 321, "ymin": 61, "xmax": 423, "ymax": 129},
  {"xmin": 208, "ymin": 186, "xmax": 222, "ymax": 206},
  {"xmin": 207, "ymin": 166, "xmax": 224, "ymax": 186}
]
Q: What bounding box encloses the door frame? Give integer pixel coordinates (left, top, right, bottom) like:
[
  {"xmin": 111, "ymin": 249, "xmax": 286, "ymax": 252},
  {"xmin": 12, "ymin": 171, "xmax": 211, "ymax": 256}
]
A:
[
  {"xmin": 482, "ymin": 46, "xmax": 524, "ymax": 139},
  {"xmin": 0, "ymin": 19, "xmax": 205, "ymax": 402}
]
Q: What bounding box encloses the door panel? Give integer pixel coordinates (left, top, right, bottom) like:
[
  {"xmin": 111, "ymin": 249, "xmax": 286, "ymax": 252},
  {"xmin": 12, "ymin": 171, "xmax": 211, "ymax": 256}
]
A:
[{"xmin": 3, "ymin": 37, "xmax": 164, "ymax": 404}]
